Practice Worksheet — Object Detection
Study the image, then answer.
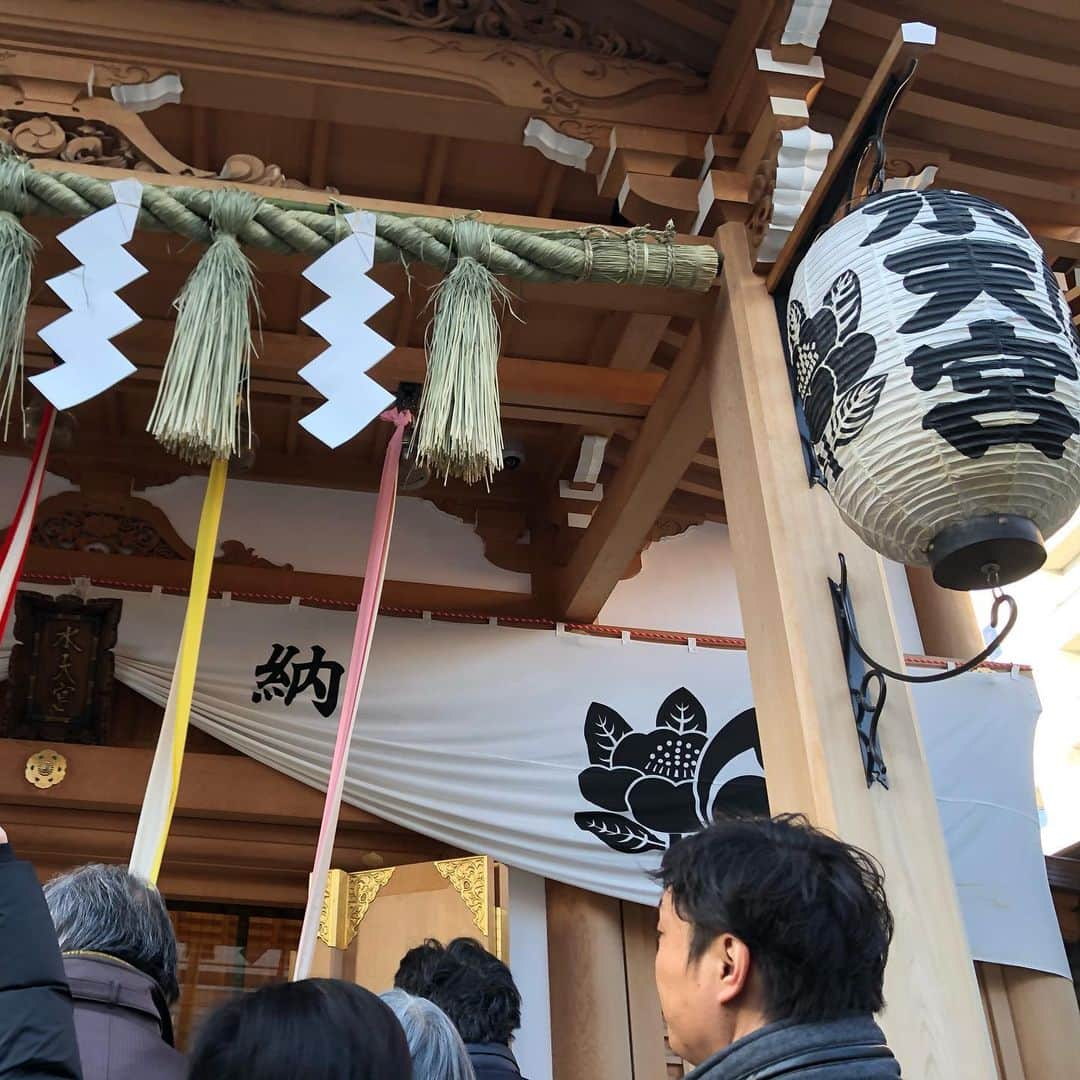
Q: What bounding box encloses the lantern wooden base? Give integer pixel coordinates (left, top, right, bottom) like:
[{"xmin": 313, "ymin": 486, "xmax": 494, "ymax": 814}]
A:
[{"xmin": 928, "ymin": 515, "xmax": 1046, "ymax": 590}]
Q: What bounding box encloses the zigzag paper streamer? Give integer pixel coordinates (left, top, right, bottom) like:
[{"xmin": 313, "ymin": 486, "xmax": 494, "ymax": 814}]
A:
[
  {"xmin": 32, "ymin": 178, "xmax": 146, "ymax": 410},
  {"xmin": 298, "ymin": 211, "xmax": 395, "ymax": 448}
]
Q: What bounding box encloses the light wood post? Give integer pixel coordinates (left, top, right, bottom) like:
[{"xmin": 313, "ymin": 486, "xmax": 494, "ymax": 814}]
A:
[
  {"xmin": 708, "ymin": 222, "xmax": 996, "ymax": 1077},
  {"xmin": 545, "ymin": 882, "xmax": 634, "ymax": 1080},
  {"xmin": 1004, "ymin": 967, "xmax": 1080, "ymax": 1078},
  {"xmin": 904, "ymin": 569, "xmax": 1080, "ymax": 1079},
  {"xmin": 904, "ymin": 566, "xmax": 984, "ymax": 657},
  {"xmin": 621, "ymin": 901, "xmax": 669, "ymax": 1080}
]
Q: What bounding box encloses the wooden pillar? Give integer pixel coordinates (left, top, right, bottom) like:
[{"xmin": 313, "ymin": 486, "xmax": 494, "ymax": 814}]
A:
[
  {"xmin": 545, "ymin": 882, "xmax": 633, "ymax": 1080},
  {"xmin": 621, "ymin": 901, "xmax": 669, "ymax": 1080},
  {"xmin": 709, "ymin": 222, "xmax": 996, "ymax": 1078},
  {"xmin": 1004, "ymin": 967, "xmax": 1080, "ymax": 1079},
  {"xmin": 904, "ymin": 566, "xmax": 985, "ymax": 657},
  {"xmin": 905, "ymin": 569, "xmax": 1080, "ymax": 1079}
]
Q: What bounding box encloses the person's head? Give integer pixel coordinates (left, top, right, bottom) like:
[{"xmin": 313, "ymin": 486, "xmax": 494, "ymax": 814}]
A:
[
  {"xmin": 44, "ymin": 862, "xmax": 180, "ymax": 1005},
  {"xmin": 395, "ymin": 939, "xmax": 447, "ymax": 997},
  {"xmin": 380, "ymin": 990, "xmax": 475, "ymax": 1080},
  {"xmin": 188, "ymin": 979, "xmax": 412, "ymax": 1080},
  {"xmin": 394, "ymin": 938, "xmax": 521, "ymax": 1046},
  {"xmin": 652, "ymin": 814, "xmax": 893, "ymax": 1066}
]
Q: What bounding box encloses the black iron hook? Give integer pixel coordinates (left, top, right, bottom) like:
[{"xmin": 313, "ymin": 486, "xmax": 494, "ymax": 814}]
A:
[
  {"xmin": 828, "ymin": 552, "xmax": 1018, "ymax": 787},
  {"xmin": 832, "ymin": 554, "xmax": 1018, "ymax": 685}
]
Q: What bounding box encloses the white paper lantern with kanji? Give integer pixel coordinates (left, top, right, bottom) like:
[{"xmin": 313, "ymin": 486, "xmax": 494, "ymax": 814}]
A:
[{"xmin": 787, "ymin": 189, "xmax": 1080, "ymax": 588}]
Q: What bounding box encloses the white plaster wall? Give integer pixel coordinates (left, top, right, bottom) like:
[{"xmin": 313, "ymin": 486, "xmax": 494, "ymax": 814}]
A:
[
  {"xmin": 598, "ymin": 520, "xmax": 924, "ymax": 655},
  {"xmin": 599, "ymin": 522, "xmax": 743, "ymax": 635},
  {"xmin": 0, "ymin": 459, "xmax": 530, "ymax": 593},
  {"xmin": 139, "ymin": 475, "xmax": 532, "ymax": 591},
  {"xmin": 0, "ymin": 457, "xmax": 74, "ymax": 506}
]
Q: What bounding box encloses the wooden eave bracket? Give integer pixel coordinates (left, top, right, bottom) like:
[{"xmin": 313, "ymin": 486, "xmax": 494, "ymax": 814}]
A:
[{"xmin": 766, "ymin": 22, "xmax": 938, "ymax": 294}]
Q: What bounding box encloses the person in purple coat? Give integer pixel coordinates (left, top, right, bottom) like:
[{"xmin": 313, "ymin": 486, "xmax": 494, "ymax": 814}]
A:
[{"xmin": 43, "ymin": 863, "xmax": 186, "ymax": 1080}]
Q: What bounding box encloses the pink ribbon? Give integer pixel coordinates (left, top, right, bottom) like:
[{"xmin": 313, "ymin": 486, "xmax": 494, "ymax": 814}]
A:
[
  {"xmin": 0, "ymin": 405, "xmax": 55, "ymax": 641},
  {"xmin": 292, "ymin": 408, "xmax": 411, "ymax": 980}
]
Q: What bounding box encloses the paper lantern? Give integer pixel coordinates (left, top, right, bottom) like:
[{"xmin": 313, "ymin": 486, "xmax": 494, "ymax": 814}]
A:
[{"xmin": 787, "ymin": 189, "xmax": 1080, "ymax": 589}]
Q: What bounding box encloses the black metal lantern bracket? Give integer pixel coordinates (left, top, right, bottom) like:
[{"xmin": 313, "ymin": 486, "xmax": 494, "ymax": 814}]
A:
[{"xmin": 829, "ymin": 553, "xmax": 1018, "ymax": 788}]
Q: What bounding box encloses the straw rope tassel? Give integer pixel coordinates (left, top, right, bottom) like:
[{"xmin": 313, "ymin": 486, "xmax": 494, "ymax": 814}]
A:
[
  {"xmin": 148, "ymin": 189, "xmax": 260, "ymax": 464},
  {"xmin": 0, "ymin": 154, "xmax": 39, "ymax": 440},
  {"xmin": 130, "ymin": 459, "xmax": 228, "ymax": 883},
  {"xmin": 415, "ymin": 220, "xmax": 513, "ymax": 485}
]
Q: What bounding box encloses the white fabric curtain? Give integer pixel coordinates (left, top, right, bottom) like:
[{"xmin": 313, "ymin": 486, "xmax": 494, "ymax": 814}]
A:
[{"xmin": 3, "ymin": 584, "xmax": 1068, "ymax": 978}]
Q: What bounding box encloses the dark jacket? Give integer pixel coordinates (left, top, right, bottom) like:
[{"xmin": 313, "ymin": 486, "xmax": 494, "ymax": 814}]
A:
[
  {"xmin": 465, "ymin": 1042, "xmax": 527, "ymax": 1079},
  {"xmin": 0, "ymin": 842, "xmax": 82, "ymax": 1078},
  {"xmin": 61, "ymin": 953, "xmax": 186, "ymax": 1080},
  {"xmin": 685, "ymin": 1015, "xmax": 900, "ymax": 1080}
]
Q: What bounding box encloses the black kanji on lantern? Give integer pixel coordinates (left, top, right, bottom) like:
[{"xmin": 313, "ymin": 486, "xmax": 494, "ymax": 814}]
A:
[
  {"xmin": 252, "ymin": 643, "xmax": 344, "ymax": 718},
  {"xmin": 907, "ymin": 320, "xmax": 1079, "ymax": 459},
  {"xmin": 860, "ymin": 189, "xmax": 1027, "ymax": 247},
  {"xmin": 884, "ymin": 239, "xmax": 1060, "ymax": 335}
]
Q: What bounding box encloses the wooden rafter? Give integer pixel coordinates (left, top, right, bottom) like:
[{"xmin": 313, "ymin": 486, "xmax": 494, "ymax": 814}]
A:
[
  {"xmin": 708, "ymin": 0, "xmax": 779, "ymax": 129},
  {"xmin": 22, "ymin": 306, "xmax": 666, "ymax": 423}
]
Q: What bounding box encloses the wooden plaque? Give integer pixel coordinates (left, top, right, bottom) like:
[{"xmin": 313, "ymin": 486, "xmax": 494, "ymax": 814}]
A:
[{"xmin": 2, "ymin": 591, "xmax": 122, "ymax": 744}]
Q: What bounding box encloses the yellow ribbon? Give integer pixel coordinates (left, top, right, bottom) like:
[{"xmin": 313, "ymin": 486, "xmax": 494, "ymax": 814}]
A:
[{"xmin": 143, "ymin": 459, "xmax": 228, "ymax": 882}]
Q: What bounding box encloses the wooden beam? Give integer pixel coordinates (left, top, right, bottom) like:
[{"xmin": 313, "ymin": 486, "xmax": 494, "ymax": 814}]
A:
[
  {"xmin": 422, "ymin": 135, "xmax": 451, "ymax": 204},
  {"xmin": 557, "ymin": 326, "xmax": 711, "ymax": 621},
  {"xmin": 623, "ymin": 0, "xmax": 728, "ymax": 41},
  {"xmin": 767, "ymin": 22, "xmax": 937, "ymax": 292},
  {"xmin": 307, "ymin": 117, "xmax": 332, "ymax": 190},
  {"xmin": 534, "ymin": 158, "xmax": 565, "ymax": 218},
  {"xmin": 23, "ymin": 306, "xmax": 666, "ymax": 420},
  {"xmin": 189, "ymin": 105, "xmax": 212, "ymax": 172},
  {"xmin": 29, "ymin": 159, "xmax": 715, "ymax": 249},
  {"xmin": 0, "ymin": 739, "xmax": 382, "ymax": 825},
  {"xmin": 708, "ymin": 0, "xmax": 778, "ymax": 129},
  {"xmin": 18, "ymin": 546, "xmax": 539, "ymax": 617},
  {"xmin": 0, "ymin": 1, "xmax": 713, "ymax": 137},
  {"xmin": 712, "ymin": 221, "xmax": 996, "ymax": 1075},
  {"xmin": 608, "ymin": 313, "xmax": 670, "ymax": 371}
]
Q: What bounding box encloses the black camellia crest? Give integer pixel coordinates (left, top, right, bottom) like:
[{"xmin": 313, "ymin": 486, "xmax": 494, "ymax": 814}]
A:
[
  {"xmin": 574, "ymin": 688, "xmax": 768, "ymax": 854},
  {"xmin": 787, "ymin": 269, "xmax": 887, "ymax": 481}
]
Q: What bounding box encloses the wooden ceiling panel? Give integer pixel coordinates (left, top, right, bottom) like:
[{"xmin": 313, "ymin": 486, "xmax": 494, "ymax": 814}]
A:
[
  {"xmin": 440, "ymin": 140, "xmax": 554, "ymax": 218},
  {"xmin": 499, "ymin": 301, "xmax": 605, "ymax": 364},
  {"xmin": 324, "ymin": 122, "xmax": 429, "ymax": 200},
  {"xmin": 838, "ymin": 0, "xmax": 1080, "ymax": 67},
  {"xmin": 206, "ymin": 109, "xmax": 316, "ymax": 183}
]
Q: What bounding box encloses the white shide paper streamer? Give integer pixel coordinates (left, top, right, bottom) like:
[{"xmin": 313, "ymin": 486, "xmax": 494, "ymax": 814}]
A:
[
  {"xmin": 32, "ymin": 178, "xmax": 146, "ymax": 410},
  {"xmin": 298, "ymin": 211, "xmax": 395, "ymax": 447}
]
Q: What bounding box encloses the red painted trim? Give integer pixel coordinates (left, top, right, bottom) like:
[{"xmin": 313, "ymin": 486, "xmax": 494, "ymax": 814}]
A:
[{"xmin": 15, "ymin": 568, "xmax": 1032, "ymax": 674}]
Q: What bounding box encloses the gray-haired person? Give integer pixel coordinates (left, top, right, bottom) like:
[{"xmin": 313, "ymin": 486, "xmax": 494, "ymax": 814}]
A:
[
  {"xmin": 382, "ymin": 989, "xmax": 477, "ymax": 1080},
  {"xmin": 43, "ymin": 862, "xmax": 187, "ymax": 1080}
]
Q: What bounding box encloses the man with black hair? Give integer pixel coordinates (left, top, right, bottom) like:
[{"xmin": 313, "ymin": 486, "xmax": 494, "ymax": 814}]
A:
[
  {"xmin": 395, "ymin": 937, "xmax": 527, "ymax": 1078},
  {"xmin": 653, "ymin": 814, "xmax": 901, "ymax": 1079}
]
